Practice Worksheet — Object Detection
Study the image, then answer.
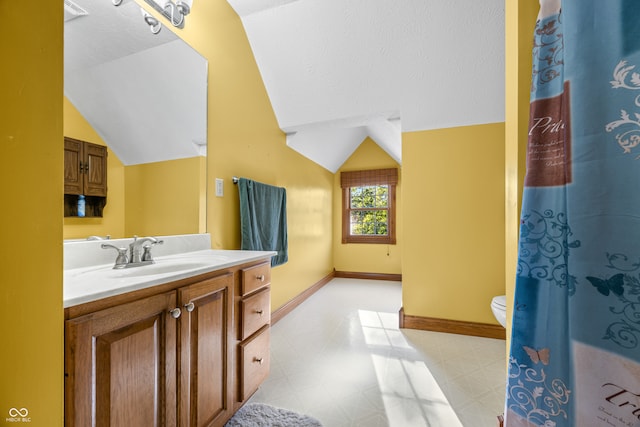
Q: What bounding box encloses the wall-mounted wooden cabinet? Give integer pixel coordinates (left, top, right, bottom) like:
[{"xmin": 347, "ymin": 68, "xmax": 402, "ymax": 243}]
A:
[{"xmin": 64, "ymin": 137, "xmax": 107, "ymax": 217}]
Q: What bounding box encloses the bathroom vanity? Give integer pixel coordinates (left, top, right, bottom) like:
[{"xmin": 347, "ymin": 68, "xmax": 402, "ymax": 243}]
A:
[{"xmin": 63, "ymin": 235, "xmax": 274, "ymax": 427}]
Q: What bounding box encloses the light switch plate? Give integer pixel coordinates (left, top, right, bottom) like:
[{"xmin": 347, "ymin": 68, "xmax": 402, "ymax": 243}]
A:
[{"xmin": 215, "ymin": 178, "xmax": 224, "ymax": 197}]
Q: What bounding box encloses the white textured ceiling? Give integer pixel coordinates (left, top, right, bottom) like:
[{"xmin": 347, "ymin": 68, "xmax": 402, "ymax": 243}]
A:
[
  {"xmin": 64, "ymin": 0, "xmax": 207, "ymax": 166},
  {"xmin": 228, "ymin": 0, "xmax": 505, "ymax": 172},
  {"xmin": 64, "ymin": 0, "xmax": 505, "ymax": 172}
]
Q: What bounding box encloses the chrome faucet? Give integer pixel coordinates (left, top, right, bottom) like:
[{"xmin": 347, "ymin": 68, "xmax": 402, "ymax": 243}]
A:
[
  {"xmin": 101, "ymin": 243, "xmax": 129, "ymax": 269},
  {"xmin": 129, "ymin": 236, "xmax": 164, "ymax": 264},
  {"xmin": 101, "ymin": 236, "xmax": 164, "ymax": 269}
]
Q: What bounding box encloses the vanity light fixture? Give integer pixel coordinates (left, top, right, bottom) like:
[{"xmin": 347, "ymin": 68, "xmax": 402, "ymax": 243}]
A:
[
  {"xmin": 142, "ymin": 0, "xmax": 193, "ymax": 29},
  {"xmin": 113, "ymin": 0, "xmax": 193, "ymax": 34},
  {"xmin": 112, "ymin": 0, "xmax": 163, "ymax": 34},
  {"xmin": 140, "ymin": 7, "xmax": 162, "ymax": 34}
]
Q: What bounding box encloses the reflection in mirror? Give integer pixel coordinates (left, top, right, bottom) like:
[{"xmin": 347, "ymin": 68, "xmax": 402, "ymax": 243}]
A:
[
  {"xmin": 140, "ymin": 0, "xmax": 192, "ymax": 30},
  {"xmin": 63, "ymin": 0, "xmax": 208, "ymax": 240}
]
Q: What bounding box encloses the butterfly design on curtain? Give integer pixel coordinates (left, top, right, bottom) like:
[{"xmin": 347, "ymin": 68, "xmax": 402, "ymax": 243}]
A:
[
  {"xmin": 523, "ymin": 346, "xmax": 551, "ymax": 365},
  {"xmin": 586, "ymin": 273, "xmax": 625, "ymax": 297}
]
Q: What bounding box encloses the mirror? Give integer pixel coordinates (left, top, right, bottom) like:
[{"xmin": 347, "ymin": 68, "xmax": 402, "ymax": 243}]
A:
[{"xmin": 63, "ymin": 0, "xmax": 208, "ymax": 239}]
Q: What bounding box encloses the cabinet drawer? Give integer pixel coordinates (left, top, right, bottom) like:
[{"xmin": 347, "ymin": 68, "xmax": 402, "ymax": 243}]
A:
[
  {"xmin": 241, "ymin": 262, "xmax": 271, "ymax": 296},
  {"xmin": 239, "ymin": 326, "xmax": 270, "ymax": 401},
  {"xmin": 240, "ymin": 288, "xmax": 270, "ymax": 341}
]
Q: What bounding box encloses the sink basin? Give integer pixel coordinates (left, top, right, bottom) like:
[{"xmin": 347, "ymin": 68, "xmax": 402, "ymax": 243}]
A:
[
  {"xmin": 66, "ymin": 253, "xmax": 233, "ymax": 279},
  {"xmin": 106, "ymin": 261, "xmax": 211, "ymax": 278},
  {"xmin": 64, "ymin": 248, "xmax": 276, "ymax": 309}
]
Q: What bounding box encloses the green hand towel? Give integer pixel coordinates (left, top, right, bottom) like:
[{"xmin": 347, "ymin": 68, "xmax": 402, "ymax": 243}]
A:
[{"xmin": 238, "ymin": 178, "xmax": 288, "ymax": 267}]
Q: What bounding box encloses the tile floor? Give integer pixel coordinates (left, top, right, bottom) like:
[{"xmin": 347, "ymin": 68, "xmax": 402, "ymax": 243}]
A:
[{"xmin": 249, "ymin": 278, "xmax": 507, "ymax": 427}]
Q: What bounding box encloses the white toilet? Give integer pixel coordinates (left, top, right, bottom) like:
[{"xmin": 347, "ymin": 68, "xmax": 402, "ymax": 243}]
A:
[{"xmin": 491, "ymin": 295, "xmax": 507, "ymax": 328}]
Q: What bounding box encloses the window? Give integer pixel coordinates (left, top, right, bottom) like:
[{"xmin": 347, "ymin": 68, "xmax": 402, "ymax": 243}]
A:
[{"xmin": 341, "ymin": 168, "xmax": 397, "ymax": 244}]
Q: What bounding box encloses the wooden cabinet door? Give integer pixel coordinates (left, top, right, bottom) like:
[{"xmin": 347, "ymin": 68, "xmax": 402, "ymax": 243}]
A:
[
  {"xmin": 64, "ymin": 138, "xmax": 82, "ymax": 195},
  {"xmin": 64, "ymin": 137, "xmax": 107, "ymax": 197},
  {"xmin": 178, "ymin": 273, "xmax": 234, "ymax": 427},
  {"xmin": 65, "ymin": 292, "xmax": 178, "ymax": 427},
  {"xmin": 84, "ymin": 142, "xmax": 107, "ymax": 197}
]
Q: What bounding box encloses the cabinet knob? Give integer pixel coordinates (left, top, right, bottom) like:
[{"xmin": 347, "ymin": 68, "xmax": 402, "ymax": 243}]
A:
[
  {"xmin": 254, "ymin": 357, "xmax": 264, "ymax": 365},
  {"xmin": 169, "ymin": 308, "xmax": 182, "ymax": 319},
  {"xmin": 255, "ymin": 309, "xmax": 264, "ymax": 316},
  {"xmin": 184, "ymin": 302, "xmax": 195, "ymax": 312},
  {"xmin": 256, "ymin": 275, "xmax": 265, "ymax": 282}
]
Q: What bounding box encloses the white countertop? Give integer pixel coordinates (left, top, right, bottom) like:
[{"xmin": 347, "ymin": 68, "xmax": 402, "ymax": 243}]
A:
[{"xmin": 64, "ymin": 249, "xmax": 275, "ymax": 308}]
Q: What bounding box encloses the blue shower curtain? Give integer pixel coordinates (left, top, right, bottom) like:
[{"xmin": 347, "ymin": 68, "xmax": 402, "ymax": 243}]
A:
[{"xmin": 506, "ymin": 2, "xmax": 640, "ymax": 426}]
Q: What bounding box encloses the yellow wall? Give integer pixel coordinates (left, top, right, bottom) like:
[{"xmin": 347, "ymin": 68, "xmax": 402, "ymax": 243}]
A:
[
  {"xmin": 402, "ymin": 123, "xmax": 506, "ymax": 324},
  {"xmin": 0, "ymin": 0, "xmax": 535, "ymax": 422},
  {"xmin": 505, "ymin": 1, "xmax": 538, "ymax": 339},
  {"xmin": 63, "ymin": 97, "xmax": 126, "ymax": 239},
  {"xmin": 0, "ymin": 1, "xmax": 64, "ymax": 425},
  {"xmin": 333, "ymin": 138, "xmax": 402, "ymax": 274},
  {"xmin": 174, "ymin": 0, "xmax": 335, "ymax": 311},
  {"xmin": 124, "ymin": 156, "xmax": 206, "ymax": 236}
]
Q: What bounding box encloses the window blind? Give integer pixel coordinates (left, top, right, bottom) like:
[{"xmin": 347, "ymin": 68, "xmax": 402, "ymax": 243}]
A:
[{"xmin": 340, "ymin": 168, "xmax": 398, "ymax": 188}]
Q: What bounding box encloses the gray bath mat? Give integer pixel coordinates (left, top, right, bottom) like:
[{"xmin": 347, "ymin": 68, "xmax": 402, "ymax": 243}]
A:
[{"xmin": 225, "ymin": 403, "xmax": 322, "ymax": 427}]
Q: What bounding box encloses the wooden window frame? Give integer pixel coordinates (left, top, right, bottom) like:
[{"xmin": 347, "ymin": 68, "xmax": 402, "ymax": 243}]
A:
[{"xmin": 341, "ymin": 168, "xmax": 397, "ymax": 244}]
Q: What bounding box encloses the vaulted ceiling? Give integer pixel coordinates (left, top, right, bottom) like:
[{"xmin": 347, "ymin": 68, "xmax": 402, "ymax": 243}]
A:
[
  {"xmin": 64, "ymin": 0, "xmax": 504, "ymax": 171},
  {"xmin": 227, "ymin": 0, "xmax": 505, "ymax": 171}
]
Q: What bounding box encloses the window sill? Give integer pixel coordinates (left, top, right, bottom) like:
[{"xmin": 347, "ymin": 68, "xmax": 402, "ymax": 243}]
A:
[{"xmin": 342, "ymin": 236, "xmax": 396, "ymax": 244}]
